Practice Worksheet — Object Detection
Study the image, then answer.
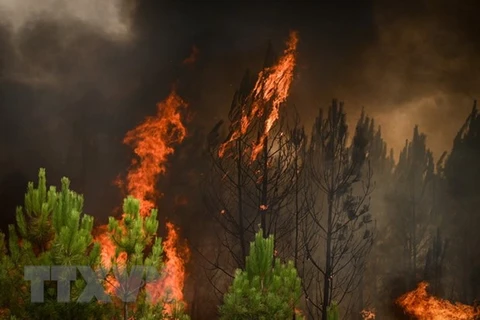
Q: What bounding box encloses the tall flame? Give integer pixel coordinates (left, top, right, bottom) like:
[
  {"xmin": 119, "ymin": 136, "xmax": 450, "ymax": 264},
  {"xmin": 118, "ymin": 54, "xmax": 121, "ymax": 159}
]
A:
[
  {"xmin": 123, "ymin": 91, "xmax": 187, "ymax": 216},
  {"xmin": 218, "ymin": 31, "xmax": 298, "ymax": 160},
  {"xmin": 96, "ymin": 89, "xmax": 190, "ymax": 312},
  {"xmin": 396, "ymin": 282, "xmax": 480, "ymax": 320}
]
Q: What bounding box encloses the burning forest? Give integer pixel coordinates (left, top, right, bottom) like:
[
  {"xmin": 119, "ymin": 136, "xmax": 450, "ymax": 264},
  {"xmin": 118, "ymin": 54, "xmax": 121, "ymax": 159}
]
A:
[{"xmin": 1, "ymin": 1, "xmax": 480, "ymax": 319}]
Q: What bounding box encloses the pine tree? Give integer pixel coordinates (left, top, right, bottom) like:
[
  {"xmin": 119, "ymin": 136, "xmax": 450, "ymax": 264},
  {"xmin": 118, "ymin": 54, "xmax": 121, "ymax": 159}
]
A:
[
  {"xmin": 443, "ymin": 100, "xmax": 480, "ymax": 302},
  {"xmin": 204, "ymin": 44, "xmax": 300, "ymax": 298},
  {"xmin": 387, "ymin": 126, "xmax": 435, "ymax": 288},
  {"xmin": 106, "ymin": 196, "xmax": 189, "ymax": 320},
  {"xmin": 15, "ymin": 168, "xmax": 56, "ymax": 255},
  {"xmin": 0, "ymin": 168, "xmax": 106, "ymax": 319},
  {"xmin": 219, "ymin": 228, "xmax": 302, "ymax": 320},
  {"xmin": 50, "ymin": 175, "xmax": 100, "ymax": 266},
  {"xmin": 355, "ymin": 117, "xmax": 394, "ymax": 318},
  {"xmin": 303, "ymin": 101, "xmax": 374, "ymax": 319},
  {"xmin": 0, "ymin": 169, "xmax": 190, "ymax": 319}
]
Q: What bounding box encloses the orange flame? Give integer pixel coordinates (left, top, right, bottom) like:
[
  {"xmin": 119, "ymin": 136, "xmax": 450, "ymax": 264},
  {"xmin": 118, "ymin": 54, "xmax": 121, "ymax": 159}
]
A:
[
  {"xmin": 95, "ymin": 225, "xmax": 127, "ymax": 295},
  {"xmin": 95, "ymin": 90, "xmax": 190, "ymax": 313},
  {"xmin": 396, "ymin": 282, "xmax": 480, "ymax": 320},
  {"xmin": 123, "ymin": 90, "xmax": 187, "ymax": 216},
  {"xmin": 218, "ymin": 31, "xmax": 298, "ymax": 160},
  {"xmin": 146, "ymin": 222, "xmax": 190, "ymax": 312}
]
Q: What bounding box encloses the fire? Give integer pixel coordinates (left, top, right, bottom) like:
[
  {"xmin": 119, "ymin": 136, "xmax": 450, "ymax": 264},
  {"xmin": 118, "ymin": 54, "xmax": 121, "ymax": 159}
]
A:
[
  {"xmin": 396, "ymin": 282, "xmax": 480, "ymax": 320},
  {"xmin": 218, "ymin": 31, "xmax": 298, "ymax": 160},
  {"xmin": 361, "ymin": 309, "xmax": 376, "ymax": 320},
  {"xmin": 146, "ymin": 222, "xmax": 189, "ymax": 312},
  {"xmin": 183, "ymin": 45, "xmax": 199, "ymax": 65},
  {"xmin": 95, "ymin": 89, "xmax": 190, "ymax": 313},
  {"xmin": 95, "ymin": 226, "xmax": 129, "ymax": 295},
  {"xmin": 123, "ymin": 90, "xmax": 187, "ymax": 216}
]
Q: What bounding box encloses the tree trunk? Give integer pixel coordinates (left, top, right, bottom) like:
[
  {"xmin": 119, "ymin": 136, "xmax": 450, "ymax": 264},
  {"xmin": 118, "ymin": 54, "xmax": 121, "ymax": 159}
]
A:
[
  {"xmin": 322, "ymin": 192, "xmax": 334, "ymax": 320},
  {"xmin": 237, "ymin": 139, "xmax": 247, "ymax": 267},
  {"xmin": 261, "ymin": 136, "xmax": 269, "ymax": 237},
  {"xmin": 294, "ymin": 150, "xmax": 299, "ymax": 268}
]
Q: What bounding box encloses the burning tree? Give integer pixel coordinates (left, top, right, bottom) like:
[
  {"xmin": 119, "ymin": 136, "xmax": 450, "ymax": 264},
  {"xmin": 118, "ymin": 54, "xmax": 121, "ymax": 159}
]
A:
[
  {"xmin": 203, "ymin": 32, "xmax": 300, "ymax": 295},
  {"xmin": 219, "ymin": 228, "xmax": 302, "ymax": 319},
  {"xmin": 105, "ymin": 196, "xmax": 189, "ymax": 320},
  {"xmin": 302, "ymin": 101, "xmax": 374, "ymax": 320},
  {"xmin": 4, "ymin": 89, "xmax": 193, "ymax": 319},
  {"xmin": 96, "ymin": 89, "xmax": 191, "ymax": 317},
  {"xmin": 204, "ymin": 68, "xmax": 259, "ymax": 272}
]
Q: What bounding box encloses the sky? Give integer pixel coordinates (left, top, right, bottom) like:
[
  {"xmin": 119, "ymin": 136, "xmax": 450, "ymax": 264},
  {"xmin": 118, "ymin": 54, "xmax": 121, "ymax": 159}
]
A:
[{"xmin": 0, "ymin": 0, "xmax": 478, "ymax": 229}]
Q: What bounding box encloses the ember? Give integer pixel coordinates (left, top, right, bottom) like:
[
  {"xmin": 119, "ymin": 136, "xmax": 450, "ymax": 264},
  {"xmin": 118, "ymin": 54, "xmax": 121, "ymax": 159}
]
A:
[{"xmin": 361, "ymin": 309, "xmax": 376, "ymax": 320}]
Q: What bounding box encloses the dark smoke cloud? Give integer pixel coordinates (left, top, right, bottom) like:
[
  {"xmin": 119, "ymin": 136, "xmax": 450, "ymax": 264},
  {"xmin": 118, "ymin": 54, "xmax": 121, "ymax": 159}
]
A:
[
  {"xmin": 0, "ymin": 0, "xmax": 478, "ymax": 231},
  {"xmin": 0, "ymin": 0, "xmax": 148, "ymax": 223}
]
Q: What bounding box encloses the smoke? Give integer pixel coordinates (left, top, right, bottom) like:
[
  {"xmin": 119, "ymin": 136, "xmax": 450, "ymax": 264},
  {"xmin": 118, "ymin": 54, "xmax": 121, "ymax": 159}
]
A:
[
  {"xmin": 0, "ymin": 0, "xmax": 140, "ymax": 218},
  {"xmin": 0, "ymin": 0, "xmax": 137, "ymax": 94},
  {"xmin": 0, "ymin": 0, "xmax": 133, "ymax": 37},
  {"xmin": 339, "ymin": 0, "xmax": 479, "ymax": 158},
  {"xmin": 0, "ymin": 0, "xmax": 135, "ymax": 91}
]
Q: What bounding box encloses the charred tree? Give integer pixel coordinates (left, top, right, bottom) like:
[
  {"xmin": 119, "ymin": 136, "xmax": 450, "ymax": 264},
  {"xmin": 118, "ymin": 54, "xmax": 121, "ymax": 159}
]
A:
[
  {"xmin": 444, "ymin": 100, "xmax": 480, "ymax": 303},
  {"xmin": 302, "ymin": 101, "xmax": 374, "ymax": 320},
  {"xmin": 204, "ymin": 69, "xmax": 257, "ymax": 274},
  {"xmin": 385, "ymin": 126, "xmax": 435, "ymax": 291},
  {"xmin": 288, "ymin": 112, "xmax": 308, "ymax": 269},
  {"xmin": 356, "ymin": 122, "xmax": 394, "ymax": 318}
]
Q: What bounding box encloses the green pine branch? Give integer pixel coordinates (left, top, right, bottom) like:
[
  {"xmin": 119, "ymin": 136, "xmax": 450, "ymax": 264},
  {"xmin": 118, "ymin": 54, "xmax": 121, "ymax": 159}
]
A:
[{"xmin": 220, "ymin": 228, "xmax": 303, "ymax": 320}]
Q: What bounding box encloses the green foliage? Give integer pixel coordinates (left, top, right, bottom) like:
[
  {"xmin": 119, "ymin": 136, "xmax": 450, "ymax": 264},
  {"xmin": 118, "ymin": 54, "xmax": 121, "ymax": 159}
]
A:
[
  {"xmin": 0, "ymin": 169, "xmax": 190, "ymax": 319},
  {"xmin": 0, "ymin": 168, "xmax": 106, "ymax": 319},
  {"xmin": 327, "ymin": 302, "xmax": 339, "ymax": 320},
  {"xmin": 219, "ymin": 228, "xmax": 302, "ymax": 320},
  {"xmin": 50, "ymin": 176, "xmax": 100, "ymax": 266},
  {"xmin": 108, "ymin": 197, "xmax": 161, "ymax": 267},
  {"xmin": 15, "ymin": 168, "xmax": 55, "ymax": 250}
]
